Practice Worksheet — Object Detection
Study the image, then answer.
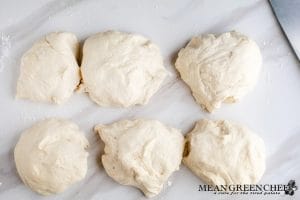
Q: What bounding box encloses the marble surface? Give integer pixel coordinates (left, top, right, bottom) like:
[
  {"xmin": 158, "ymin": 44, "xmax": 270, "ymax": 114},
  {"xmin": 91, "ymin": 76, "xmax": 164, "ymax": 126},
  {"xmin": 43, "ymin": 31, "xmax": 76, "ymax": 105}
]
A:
[{"xmin": 0, "ymin": 0, "xmax": 300, "ymax": 199}]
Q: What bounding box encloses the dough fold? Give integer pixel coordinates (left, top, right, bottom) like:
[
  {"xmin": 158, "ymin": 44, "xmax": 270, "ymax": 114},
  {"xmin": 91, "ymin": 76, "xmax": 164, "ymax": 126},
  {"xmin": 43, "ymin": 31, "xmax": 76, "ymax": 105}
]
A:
[
  {"xmin": 95, "ymin": 119, "xmax": 184, "ymax": 197},
  {"xmin": 183, "ymin": 119, "xmax": 266, "ymax": 185},
  {"xmin": 175, "ymin": 31, "xmax": 262, "ymax": 112},
  {"xmin": 16, "ymin": 32, "xmax": 80, "ymax": 104},
  {"xmin": 81, "ymin": 31, "xmax": 168, "ymax": 107},
  {"xmin": 14, "ymin": 118, "xmax": 89, "ymax": 195}
]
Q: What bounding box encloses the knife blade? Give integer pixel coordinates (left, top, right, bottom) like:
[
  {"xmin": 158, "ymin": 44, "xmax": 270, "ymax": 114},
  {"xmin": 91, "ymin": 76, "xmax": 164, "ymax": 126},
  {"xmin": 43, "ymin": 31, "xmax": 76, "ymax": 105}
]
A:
[{"xmin": 269, "ymin": 0, "xmax": 300, "ymax": 61}]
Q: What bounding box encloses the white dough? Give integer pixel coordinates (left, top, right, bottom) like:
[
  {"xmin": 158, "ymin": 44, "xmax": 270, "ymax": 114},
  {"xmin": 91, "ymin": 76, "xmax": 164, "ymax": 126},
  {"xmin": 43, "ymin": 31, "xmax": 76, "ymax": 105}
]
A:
[
  {"xmin": 81, "ymin": 31, "xmax": 168, "ymax": 107},
  {"xmin": 175, "ymin": 31, "xmax": 262, "ymax": 112},
  {"xmin": 183, "ymin": 119, "xmax": 266, "ymax": 185},
  {"xmin": 16, "ymin": 32, "xmax": 80, "ymax": 104},
  {"xmin": 14, "ymin": 118, "xmax": 89, "ymax": 195},
  {"xmin": 95, "ymin": 119, "xmax": 184, "ymax": 197}
]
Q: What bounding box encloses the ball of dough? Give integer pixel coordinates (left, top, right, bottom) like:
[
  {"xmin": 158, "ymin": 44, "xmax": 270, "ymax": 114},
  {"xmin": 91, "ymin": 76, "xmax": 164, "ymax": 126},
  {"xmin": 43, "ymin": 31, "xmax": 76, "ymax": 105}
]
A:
[
  {"xmin": 81, "ymin": 31, "xmax": 168, "ymax": 107},
  {"xmin": 16, "ymin": 32, "xmax": 80, "ymax": 104},
  {"xmin": 175, "ymin": 31, "xmax": 262, "ymax": 112},
  {"xmin": 95, "ymin": 119, "xmax": 184, "ymax": 197},
  {"xmin": 14, "ymin": 118, "xmax": 89, "ymax": 195},
  {"xmin": 183, "ymin": 119, "xmax": 266, "ymax": 185}
]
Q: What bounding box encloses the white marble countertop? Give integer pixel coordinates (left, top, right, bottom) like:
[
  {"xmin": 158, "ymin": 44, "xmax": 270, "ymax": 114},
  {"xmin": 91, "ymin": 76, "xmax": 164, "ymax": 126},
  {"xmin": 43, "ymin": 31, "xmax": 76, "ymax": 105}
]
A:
[{"xmin": 0, "ymin": 0, "xmax": 300, "ymax": 199}]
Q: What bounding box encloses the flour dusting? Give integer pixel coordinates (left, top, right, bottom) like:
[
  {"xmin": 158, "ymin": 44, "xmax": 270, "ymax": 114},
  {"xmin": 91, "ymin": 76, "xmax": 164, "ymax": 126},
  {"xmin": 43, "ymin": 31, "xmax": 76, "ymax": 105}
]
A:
[{"xmin": 0, "ymin": 33, "xmax": 11, "ymax": 72}]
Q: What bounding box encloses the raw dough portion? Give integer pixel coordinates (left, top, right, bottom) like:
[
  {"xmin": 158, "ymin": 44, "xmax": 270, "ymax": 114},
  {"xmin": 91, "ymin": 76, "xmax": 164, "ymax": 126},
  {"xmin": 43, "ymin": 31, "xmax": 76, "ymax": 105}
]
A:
[
  {"xmin": 95, "ymin": 119, "xmax": 184, "ymax": 197},
  {"xmin": 183, "ymin": 119, "xmax": 266, "ymax": 185},
  {"xmin": 175, "ymin": 31, "xmax": 262, "ymax": 112},
  {"xmin": 14, "ymin": 118, "xmax": 89, "ymax": 195},
  {"xmin": 81, "ymin": 31, "xmax": 168, "ymax": 107},
  {"xmin": 16, "ymin": 32, "xmax": 80, "ymax": 104}
]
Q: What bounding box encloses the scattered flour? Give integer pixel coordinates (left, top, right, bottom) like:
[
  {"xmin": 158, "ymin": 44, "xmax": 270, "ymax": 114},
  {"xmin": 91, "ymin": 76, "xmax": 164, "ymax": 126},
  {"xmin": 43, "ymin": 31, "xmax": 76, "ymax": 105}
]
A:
[
  {"xmin": 0, "ymin": 33, "xmax": 11, "ymax": 72},
  {"xmin": 262, "ymin": 41, "xmax": 267, "ymax": 46}
]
